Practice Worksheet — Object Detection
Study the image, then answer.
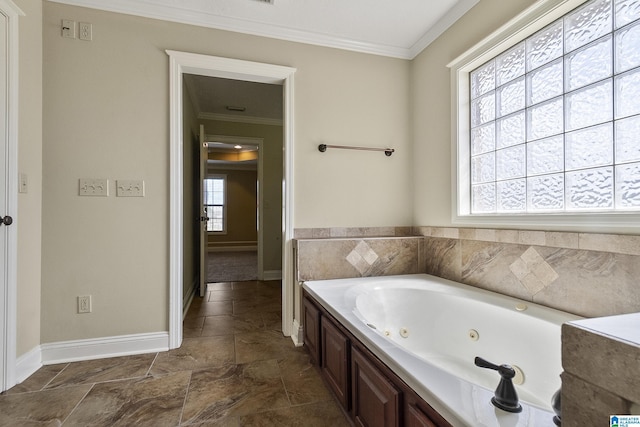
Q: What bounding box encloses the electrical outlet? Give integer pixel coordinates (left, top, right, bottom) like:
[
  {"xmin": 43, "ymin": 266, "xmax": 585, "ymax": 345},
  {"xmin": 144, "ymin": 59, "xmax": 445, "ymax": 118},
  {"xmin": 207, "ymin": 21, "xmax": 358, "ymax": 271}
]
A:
[
  {"xmin": 78, "ymin": 295, "xmax": 92, "ymax": 313},
  {"xmin": 79, "ymin": 22, "xmax": 92, "ymax": 41},
  {"xmin": 79, "ymin": 178, "xmax": 109, "ymax": 196}
]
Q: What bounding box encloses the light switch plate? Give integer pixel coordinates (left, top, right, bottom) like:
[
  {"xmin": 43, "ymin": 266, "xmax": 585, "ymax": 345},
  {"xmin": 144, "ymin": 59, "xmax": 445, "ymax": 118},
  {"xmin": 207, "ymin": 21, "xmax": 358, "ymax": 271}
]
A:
[
  {"xmin": 79, "ymin": 178, "xmax": 109, "ymax": 196},
  {"xmin": 62, "ymin": 19, "xmax": 75, "ymax": 38},
  {"xmin": 116, "ymin": 180, "xmax": 145, "ymax": 197}
]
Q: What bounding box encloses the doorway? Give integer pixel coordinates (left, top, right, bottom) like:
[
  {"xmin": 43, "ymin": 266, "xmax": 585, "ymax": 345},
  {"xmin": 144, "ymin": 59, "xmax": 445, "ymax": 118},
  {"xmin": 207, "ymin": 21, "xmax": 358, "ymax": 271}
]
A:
[
  {"xmin": 200, "ymin": 133, "xmax": 271, "ymax": 286},
  {"xmin": 167, "ymin": 50, "xmax": 296, "ymax": 350}
]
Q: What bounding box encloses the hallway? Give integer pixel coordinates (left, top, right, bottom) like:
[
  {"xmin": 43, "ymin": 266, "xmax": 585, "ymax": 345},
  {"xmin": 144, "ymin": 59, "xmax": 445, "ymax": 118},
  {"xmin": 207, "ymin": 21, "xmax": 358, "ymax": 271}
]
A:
[{"xmin": 0, "ymin": 281, "xmax": 349, "ymax": 426}]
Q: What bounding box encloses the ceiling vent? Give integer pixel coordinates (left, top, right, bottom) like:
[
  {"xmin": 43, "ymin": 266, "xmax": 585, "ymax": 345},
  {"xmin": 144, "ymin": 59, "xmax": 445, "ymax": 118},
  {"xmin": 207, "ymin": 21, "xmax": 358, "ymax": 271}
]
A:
[{"xmin": 253, "ymin": 0, "xmax": 274, "ymax": 4}]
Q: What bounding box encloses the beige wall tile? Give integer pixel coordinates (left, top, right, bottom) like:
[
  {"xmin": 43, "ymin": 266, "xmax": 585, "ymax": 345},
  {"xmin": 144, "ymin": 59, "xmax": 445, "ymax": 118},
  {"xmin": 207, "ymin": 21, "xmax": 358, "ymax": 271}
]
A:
[
  {"xmin": 424, "ymin": 237, "xmax": 461, "ymax": 282},
  {"xmin": 563, "ymin": 319, "xmax": 640, "ymax": 404},
  {"xmin": 518, "ymin": 230, "xmax": 546, "ymax": 246},
  {"xmin": 546, "ymin": 232, "xmax": 579, "ymax": 249},
  {"xmin": 474, "ymin": 228, "xmax": 496, "ymax": 242},
  {"xmin": 580, "ymin": 233, "xmax": 640, "ymax": 256},
  {"xmin": 495, "ymin": 229, "xmax": 519, "ymax": 244},
  {"xmin": 458, "ymin": 228, "xmax": 476, "ymax": 240},
  {"xmin": 561, "ymin": 372, "xmax": 628, "ymax": 427}
]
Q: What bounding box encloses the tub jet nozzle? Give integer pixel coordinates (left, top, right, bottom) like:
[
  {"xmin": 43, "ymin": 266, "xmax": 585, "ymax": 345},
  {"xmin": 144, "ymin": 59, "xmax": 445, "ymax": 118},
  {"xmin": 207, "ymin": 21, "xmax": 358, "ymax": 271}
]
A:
[{"xmin": 474, "ymin": 356, "xmax": 522, "ymax": 413}]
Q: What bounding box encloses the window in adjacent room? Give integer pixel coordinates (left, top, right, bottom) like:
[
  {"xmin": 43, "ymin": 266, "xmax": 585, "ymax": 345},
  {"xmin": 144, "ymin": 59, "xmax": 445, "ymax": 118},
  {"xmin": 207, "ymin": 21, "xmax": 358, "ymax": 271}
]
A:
[
  {"xmin": 204, "ymin": 175, "xmax": 226, "ymax": 232},
  {"xmin": 451, "ymin": 0, "xmax": 640, "ymax": 227}
]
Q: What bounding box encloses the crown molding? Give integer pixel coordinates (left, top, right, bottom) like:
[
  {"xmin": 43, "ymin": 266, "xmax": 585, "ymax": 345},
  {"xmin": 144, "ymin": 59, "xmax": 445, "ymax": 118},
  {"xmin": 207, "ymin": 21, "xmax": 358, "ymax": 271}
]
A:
[
  {"xmin": 199, "ymin": 112, "xmax": 283, "ymax": 126},
  {"xmin": 409, "ymin": 0, "xmax": 480, "ymax": 58},
  {"xmin": 47, "ymin": 0, "xmax": 419, "ymax": 59}
]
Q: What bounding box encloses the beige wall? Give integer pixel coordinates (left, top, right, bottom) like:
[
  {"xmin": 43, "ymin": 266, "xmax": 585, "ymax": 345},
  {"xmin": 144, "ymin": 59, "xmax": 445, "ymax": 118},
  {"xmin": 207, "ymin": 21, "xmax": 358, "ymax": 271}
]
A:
[
  {"xmin": 16, "ymin": 0, "xmax": 42, "ymax": 357},
  {"xmin": 41, "ymin": 2, "xmax": 412, "ymax": 343},
  {"xmin": 411, "ymin": 0, "xmax": 537, "ymax": 227},
  {"xmin": 208, "ymin": 169, "xmax": 258, "ymax": 244}
]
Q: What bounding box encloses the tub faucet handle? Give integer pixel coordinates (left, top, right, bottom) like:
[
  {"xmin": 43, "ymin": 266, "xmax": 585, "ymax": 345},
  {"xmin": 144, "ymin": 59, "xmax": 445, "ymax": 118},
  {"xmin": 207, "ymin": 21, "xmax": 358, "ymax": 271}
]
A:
[
  {"xmin": 474, "ymin": 357, "xmax": 516, "ymax": 378},
  {"xmin": 474, "ymin": 356, "xmax": 522, "ymax": 413}
]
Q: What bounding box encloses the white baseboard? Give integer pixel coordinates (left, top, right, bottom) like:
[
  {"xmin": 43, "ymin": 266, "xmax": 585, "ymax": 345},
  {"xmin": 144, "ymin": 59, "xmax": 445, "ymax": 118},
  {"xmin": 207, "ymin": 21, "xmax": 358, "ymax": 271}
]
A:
[
  {"xmin": 40, "ymin": 332, "xmax": 170, "ymax": 365},
  {"xmin": 183, "ymin": 277, "xmax": 199, "ymax": 320},
  {"xmin": 208, "ymin": 245, "xmax": 257, "ymax": 252},
  {"xmin": 15, "ymin": 346, "xmax": 43, "ymax": 384},
  {"xmin": 290, "ymin": 319, "xmax": 304, "ymax": 347},
  {"xmin": 263, "ymin": 270, "xmax": 282, "ymax": 281}
]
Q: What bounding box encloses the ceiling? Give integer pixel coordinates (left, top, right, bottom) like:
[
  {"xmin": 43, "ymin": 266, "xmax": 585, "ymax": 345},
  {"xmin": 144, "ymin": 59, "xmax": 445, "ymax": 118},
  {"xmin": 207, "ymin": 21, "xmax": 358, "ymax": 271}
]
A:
[
  {"xmin": 49, "ymin": 0, "xmax": 480, "ymax": 59},
  {"xmin": 184, "ymin": 75, "xmax": 283, "ymax": 125}
]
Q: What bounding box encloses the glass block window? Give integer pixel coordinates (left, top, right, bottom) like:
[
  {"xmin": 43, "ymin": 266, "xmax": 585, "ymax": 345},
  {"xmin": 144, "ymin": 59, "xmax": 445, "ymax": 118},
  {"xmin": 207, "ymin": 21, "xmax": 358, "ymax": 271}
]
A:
[
  {"xmin": 203, "ymin": 176, "xmax": 225, "ymax": 232},
  {"xmin": 469, "ymin": 0, "xmax": 640, "ymax": 214}
]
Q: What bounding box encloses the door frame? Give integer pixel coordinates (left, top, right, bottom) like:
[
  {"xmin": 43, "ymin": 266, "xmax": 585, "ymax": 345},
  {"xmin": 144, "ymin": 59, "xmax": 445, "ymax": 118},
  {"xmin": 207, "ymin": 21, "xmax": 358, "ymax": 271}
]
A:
[
  {"xmin": 167, "ymin": 50, "xmax": 296, "ymax": 349},
  {"xmin": 0, "ymin": 0, "xmax": 23, "ymax": 392}
]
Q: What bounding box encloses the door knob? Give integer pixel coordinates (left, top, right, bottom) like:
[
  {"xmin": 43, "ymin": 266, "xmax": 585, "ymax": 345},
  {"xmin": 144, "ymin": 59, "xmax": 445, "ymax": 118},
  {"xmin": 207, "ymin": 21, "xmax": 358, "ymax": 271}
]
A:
[{"xmin": 0, "ymin": 215, "xmax": 13, "ymax": 226}]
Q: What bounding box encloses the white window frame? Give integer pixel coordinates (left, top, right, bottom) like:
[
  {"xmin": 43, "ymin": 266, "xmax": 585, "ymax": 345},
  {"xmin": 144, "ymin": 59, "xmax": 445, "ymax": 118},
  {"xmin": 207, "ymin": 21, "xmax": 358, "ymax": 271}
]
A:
[
  {"xmin": 204, "ymin": 174, "xmax": 227, "ymax": 234},
  {"xmin": 448, "ymin": 0, "xmax": 640, "ymax": 232}
]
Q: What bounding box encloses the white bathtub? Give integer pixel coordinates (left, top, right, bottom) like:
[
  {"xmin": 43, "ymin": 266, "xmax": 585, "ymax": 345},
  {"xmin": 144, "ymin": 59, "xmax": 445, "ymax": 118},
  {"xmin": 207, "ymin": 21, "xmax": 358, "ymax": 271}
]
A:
[{"xmin": 302, "ymin": 274, "xmax": 582, "ymax": 427}]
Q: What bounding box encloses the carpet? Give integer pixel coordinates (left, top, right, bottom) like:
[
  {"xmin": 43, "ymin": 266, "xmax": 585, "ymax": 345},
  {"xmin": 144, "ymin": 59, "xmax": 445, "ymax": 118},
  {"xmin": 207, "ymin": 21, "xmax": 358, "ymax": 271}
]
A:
[{"xmin": 207, "ymin": 251, "xmax": 258, "ymax": 283}]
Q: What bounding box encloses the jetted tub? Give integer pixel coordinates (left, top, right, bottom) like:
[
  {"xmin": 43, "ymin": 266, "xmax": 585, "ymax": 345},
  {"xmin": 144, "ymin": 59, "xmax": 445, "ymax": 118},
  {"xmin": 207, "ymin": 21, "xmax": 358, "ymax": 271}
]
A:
[{"xmin": 302, "ymin": 274, "xmax": 582, "ymax": 427}]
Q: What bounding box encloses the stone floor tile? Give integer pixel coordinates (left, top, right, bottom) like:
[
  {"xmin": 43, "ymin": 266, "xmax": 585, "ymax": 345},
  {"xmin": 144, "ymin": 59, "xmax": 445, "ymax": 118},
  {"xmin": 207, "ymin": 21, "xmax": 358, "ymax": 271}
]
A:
[
  {"xmin": 64, "ymin": 371, "xmax": 191, "ymax": 427},
  {"xmin": 186, "ymin": 301, "xmax": 233, "ymax": 318},
  {"xmin": 278, "ymin": 348, "xmax": 332, "ymax": 406},
  {"xmin": 238, "ymin": 400, "xmax": 350, "ymax": 426},
  {"xmin": 181, "ymin": 361, "xmax": 289, "ymax": 425},
  {"xmin": 0, "ymin": 384, "xmax": 91, "ymax": 425},
  {"xmin": 2, "ymin": 363, "xmax": 68, "ymax": 395},
  {"xmin": 45, "ymin": 354, "xmax": 156, "ymax": 389},
  {"xmin": 201, "ymin": 313, "xmax": 264, "ymax": 337},
  {"xmin": 234, "ymin": 330, "xmax": 292, "ymax": 364},
  {"xmin": 150, "ymin": 336, "xmax": 235, "ymax": 375}
]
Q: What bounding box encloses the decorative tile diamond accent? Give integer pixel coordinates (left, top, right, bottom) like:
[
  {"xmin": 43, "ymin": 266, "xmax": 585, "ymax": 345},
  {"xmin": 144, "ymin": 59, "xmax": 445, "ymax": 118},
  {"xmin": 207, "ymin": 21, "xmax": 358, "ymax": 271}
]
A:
[
  {"xmin": 509, "ymin": 247, "xmax": 559, "ymax": 295},
  {"xmin": 346, "ymin": 241, "xmax": 379, "ymax": 274}
]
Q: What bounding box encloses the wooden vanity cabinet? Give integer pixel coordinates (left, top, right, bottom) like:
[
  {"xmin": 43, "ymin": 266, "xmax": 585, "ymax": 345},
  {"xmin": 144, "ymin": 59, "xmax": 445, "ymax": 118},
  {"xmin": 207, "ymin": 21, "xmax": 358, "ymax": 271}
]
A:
[
  {"xmin": 405, "ymin": 399, "xmax": 439, "ymax": 427},
  {"xmin": 303, "ymin": 296, "xmax": 321, "ymax": 364},
  {"xmin": 352, "ymin": 345, "xmax": 400, "ymax": 427},
  {"xmin": 321, "ymin": 314, "xmax": 351, "ymax": 409},
  {"xmin": 302, "ymin": 291, "xmax": 452, "ymax": 427}
]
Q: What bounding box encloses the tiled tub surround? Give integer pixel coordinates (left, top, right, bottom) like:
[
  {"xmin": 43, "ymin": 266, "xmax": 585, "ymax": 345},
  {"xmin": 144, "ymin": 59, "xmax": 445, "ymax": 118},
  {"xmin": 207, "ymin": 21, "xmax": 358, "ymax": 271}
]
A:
[
  {"xmin": 295, "ymin": 236, "xmax": 424, "ymax": 281},
  {"xmin": 295, "ymin": 226, "xmax": 640, "ymax": 318},
  {"xmin": 415, "ymin": 227, "xmax": 640, "ymax": 319},
  {"xmin": 562, "ymin": 313, "xmax": 640, "ymax": 426}
]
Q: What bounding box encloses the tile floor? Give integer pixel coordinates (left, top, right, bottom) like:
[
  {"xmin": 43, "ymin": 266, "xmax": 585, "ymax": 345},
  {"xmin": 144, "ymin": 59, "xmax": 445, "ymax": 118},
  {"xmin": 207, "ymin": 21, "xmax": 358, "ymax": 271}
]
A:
[{"xmin": 0, "ymin": 281, "xmax": 350, "ymax": 426}]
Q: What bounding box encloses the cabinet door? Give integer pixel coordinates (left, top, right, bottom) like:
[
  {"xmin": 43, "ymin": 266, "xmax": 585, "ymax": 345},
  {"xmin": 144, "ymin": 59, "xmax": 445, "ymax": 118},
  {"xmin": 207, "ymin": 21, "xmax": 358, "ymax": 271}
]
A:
[
  {"xmin": 407, "ymin": 404, "xmax": 437, "ymax": 427},
  {"xmin": 321, "ymin": 316, "xmax": 351, "ymax": 409},
  {"xmin": 303, "ymin": 296, "xmax": 321, "ymax": 365},
  {"xmin": 352, "ymin": 346, "xmax": 400, "ymax": 427}
]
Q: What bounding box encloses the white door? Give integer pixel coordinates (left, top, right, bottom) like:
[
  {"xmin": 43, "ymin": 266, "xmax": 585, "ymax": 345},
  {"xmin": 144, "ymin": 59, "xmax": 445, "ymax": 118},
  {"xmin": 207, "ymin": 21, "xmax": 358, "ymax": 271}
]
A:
[
  {"xmin": 198, "ymin": 125, "xmax": 207, "ymax": 297},
  {"xmin": 0, "ymin": 9, "xmax": 8, "ymax": 392},
  {"xmin": 0, "ymin": 2, "xmax": 19, "ymax": 392}
]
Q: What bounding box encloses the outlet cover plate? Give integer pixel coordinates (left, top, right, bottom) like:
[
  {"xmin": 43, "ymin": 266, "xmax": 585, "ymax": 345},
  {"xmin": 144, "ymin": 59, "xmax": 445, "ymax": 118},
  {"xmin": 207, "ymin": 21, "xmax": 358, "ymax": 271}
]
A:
[{"xmin": 78, "ymin": 295, "xmax": 92, "ymax": 313}]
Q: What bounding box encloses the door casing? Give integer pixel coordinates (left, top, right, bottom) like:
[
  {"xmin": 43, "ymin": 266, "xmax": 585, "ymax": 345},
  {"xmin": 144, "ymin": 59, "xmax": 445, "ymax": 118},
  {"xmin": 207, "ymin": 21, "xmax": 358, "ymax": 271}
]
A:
[{"xmin": 167, "ymin": 50, "xmax": 296, "ymax": 349}]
